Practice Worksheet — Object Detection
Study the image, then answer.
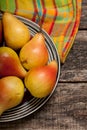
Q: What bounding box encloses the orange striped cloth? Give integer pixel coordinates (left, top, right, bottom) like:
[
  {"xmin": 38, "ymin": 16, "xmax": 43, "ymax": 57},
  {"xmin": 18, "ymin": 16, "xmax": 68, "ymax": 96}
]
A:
[{"xmin": 0, "ymin": 0, "xmax": 82, "ymax": 63}]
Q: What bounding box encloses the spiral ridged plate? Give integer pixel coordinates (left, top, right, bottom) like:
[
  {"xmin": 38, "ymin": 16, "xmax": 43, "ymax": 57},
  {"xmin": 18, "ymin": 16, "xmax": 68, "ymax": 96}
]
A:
[{"xmin": 0, "ymin": 14, "xmax": 60, "ymax": 122}]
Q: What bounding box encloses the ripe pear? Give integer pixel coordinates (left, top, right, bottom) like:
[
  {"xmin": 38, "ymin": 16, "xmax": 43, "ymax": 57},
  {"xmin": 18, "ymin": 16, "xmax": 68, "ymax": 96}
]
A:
[
  {"xmin": 2, "ymin": 12, "xmax": 30, "ymax": 50},
  {"xmin": 19, "ymin": 33, "xmax": 49, "ymax": 70},
  {"xmin": 24, "ymin": 60, "xmax": 58, "ymax": 98},
  {"xmin": 0, "ymin": 46, "xmax": 27, "ymax": 78},
  {"xmin": 0, "ymin": 76, "xmax": 24, "ymax": 115}
]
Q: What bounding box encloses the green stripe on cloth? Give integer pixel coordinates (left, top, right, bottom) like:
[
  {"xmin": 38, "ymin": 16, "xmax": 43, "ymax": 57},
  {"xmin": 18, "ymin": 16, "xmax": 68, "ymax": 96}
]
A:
[
  {"xmin": 55, "ymin": 0, "xmax": 72, "ymax": 7},
  {"xmin": 0, "ymin": 0, "xmax": 82, "ymax": 63},
  {"xmin": 0, "ymin": 0, "xmax": 16, "ymax": 13},
  {"xmin": 36, "ymin": 0, "xmax": 42, "ymax": 23},
  {"xmin": 36, "ymin": 0, "xmax": 42, "ymax": 15}
]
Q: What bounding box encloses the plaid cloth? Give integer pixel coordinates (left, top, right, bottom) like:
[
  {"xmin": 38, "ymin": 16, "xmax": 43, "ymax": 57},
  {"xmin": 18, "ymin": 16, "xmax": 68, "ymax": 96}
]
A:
[{"xmin": 0, "ymin": 0, "xmax": 82, "ymax": 63}]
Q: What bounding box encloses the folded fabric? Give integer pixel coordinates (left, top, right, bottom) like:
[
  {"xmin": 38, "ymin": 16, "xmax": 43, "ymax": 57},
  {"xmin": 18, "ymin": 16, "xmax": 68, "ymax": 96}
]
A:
[{"xmin": 0, "ymin": 0, "xmax": 82, "ymax": 63}]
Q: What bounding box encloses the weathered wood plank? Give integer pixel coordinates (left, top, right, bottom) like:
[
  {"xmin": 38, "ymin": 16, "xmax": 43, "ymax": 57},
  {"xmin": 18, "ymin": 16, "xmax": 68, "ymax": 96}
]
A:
[
  {"xmin": 82, "ymin": 0, "xmax": 87, "ymax": 5},
  {"xmin": 75, "ymin": 30, "xmax": 87, "ymax": 41},
  {"xmin": 79, "ymin": 5, "xmax": 87, "ymax": 29},
  {"xmin": 79, "ymin": 0, "xmax": 87, "ymax": 29},
  {"xmin": 0, "ymin": 1, "xmax": 86, "ymax": 130},
  {"xmin": 60, "ymin": 70, "xmax": 87, "ymax": 82},
  {"xmin": 60, "ymin": 30, "xmax": 87, "ymax": 82},
  {"xmin": 0, "ymin": 83, "xmax": 87, "ymax": 130}
]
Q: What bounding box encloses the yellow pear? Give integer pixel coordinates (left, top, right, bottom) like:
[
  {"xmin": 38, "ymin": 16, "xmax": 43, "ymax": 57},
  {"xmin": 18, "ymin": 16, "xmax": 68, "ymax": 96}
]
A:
[
  {"xmin": 19, "ymin": 33, "xmax": 49, "ymax": 70},
  {"xmin": 2, "ymin": 12, "xmax": 30, "ymax": 50},
  {"xmin": 0, "ymin": 76, "xmax": 24, "ymax": 115}
]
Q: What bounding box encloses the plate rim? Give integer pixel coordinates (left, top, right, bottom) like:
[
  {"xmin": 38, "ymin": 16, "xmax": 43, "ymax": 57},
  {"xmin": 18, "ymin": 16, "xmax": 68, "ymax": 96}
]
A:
[{"xmin": 0, "ymin": 13, "xmax": 60, "ymax": 122}]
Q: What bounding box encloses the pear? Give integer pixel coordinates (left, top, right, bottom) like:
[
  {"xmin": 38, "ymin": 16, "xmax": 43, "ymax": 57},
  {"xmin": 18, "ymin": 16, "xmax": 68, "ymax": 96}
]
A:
[
  {"xmin": 24, "ymin": 60, "xmax": 58, "ymax": 98},
  {"xmin": 0, "ymin": 46, "xmax": 27, "ymax": 78},
  {"xmin": 2, "ymin": 12, "xmax": 30, "ymax": 50},
  {"xmin": 0, "ymin": 76, "xmax": 24, "ymax": 115},
  {"xmin": 19, "ymin": 33, "xmax": 49, "ymax": 70}
]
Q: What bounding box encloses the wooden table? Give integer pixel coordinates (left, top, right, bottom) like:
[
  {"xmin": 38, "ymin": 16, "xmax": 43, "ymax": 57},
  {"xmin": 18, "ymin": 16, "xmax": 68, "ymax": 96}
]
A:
[{"xmin": 0, "ymin": 0, "xmax": 87, "ymax": 130}]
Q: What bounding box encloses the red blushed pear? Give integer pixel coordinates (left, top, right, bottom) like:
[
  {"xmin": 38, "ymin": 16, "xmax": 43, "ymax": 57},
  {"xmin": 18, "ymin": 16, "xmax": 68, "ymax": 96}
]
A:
[
  {"xmin": 0, "ymin": 76, "xmax": 24, "ymax": 115},
  {"xmin": 0, "ymin": 47, "xmax": 27, "ymax": 78},
  {"xmin": 19, "ymin": 33, "xmax": 49, "ymax": 70},
  {"xmin": 24, "ymin": 60, "xmax": 58, "ymax": 98}
]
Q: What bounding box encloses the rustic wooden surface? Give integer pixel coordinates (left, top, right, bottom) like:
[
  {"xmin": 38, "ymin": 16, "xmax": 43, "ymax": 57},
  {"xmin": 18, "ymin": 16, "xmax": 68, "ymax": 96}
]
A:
[{"xmin": 0, "ymin": 0, "xmax": 87, "ymax": 130}]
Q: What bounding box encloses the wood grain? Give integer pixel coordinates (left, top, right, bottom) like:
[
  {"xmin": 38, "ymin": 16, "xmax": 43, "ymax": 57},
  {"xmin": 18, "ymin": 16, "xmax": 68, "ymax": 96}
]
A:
[
  {"xmin": 0, "ymin": 83, "xmax": 87, "ymax": 130},
  {"xmin": 79, "ymin": 5, "xmax": 87, "ymax": 29},
  {"xmin": 60, "ymin": 30, "xmax": 87, "ymax": 82},
  {"xmin": 0, "ymin": 0, "xmax": 87, "ymax": 130},
  {"xmin": 79, "ymin": 0, "xmax": 87, "ymax": 29}
]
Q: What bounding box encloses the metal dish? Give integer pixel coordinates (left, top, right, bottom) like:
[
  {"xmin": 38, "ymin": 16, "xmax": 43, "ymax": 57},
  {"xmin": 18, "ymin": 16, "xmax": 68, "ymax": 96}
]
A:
[{"xmin": 0, "ymin": 14, "xmax": 60, "ymax": 122}]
